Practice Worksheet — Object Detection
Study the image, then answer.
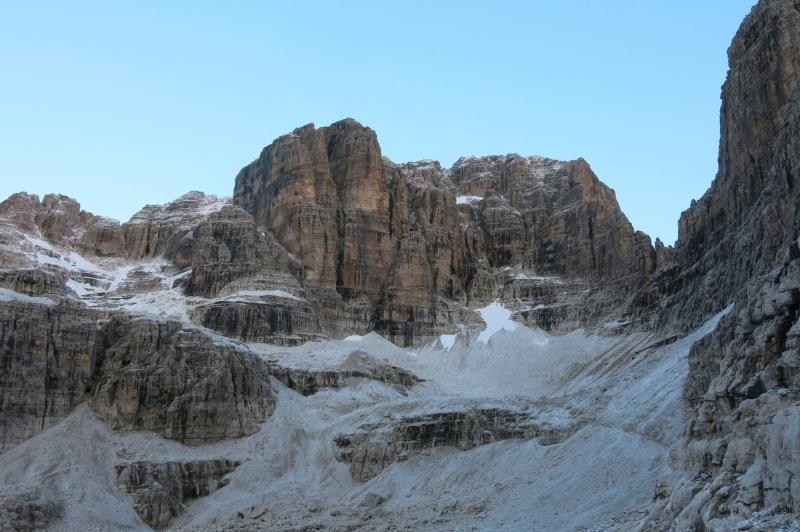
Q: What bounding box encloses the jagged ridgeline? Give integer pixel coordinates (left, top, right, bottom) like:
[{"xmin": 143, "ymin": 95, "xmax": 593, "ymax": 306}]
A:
[{"xmin": 0, "ymin": 0, "xmax": 799, "ymax": 530}]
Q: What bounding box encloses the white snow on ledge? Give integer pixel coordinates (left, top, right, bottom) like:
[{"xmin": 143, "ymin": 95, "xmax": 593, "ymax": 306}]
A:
[
  {"xmin": 0, "ymin": 287, "xmax": 54, "ymax": 306},
  {"xmin": 476, "ymin": 301, "xmax": 518, "ymax": 343},
  {"xmin": 223, "ymin": 290, "xmax": 300, "ymax": 301},
  {"xmin": 456, "ymin": 195, "xmax": 483, "ymax": 205}
]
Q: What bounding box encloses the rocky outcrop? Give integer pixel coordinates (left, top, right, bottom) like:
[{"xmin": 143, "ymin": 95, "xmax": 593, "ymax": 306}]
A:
[
  {"xmin": 0, "ymin": 491, "xmax": 62, "ymax": 532},
  {"xmin": 116, "ymin": 459, "xmax": 239, "ymax": 529},
  {"xmin": 184, "ymin": 205, "xmax": 301, "ymax": 299},
  {"xmin": 233, "ymin": 121, "xmax": 653, "ymax": 344},
  {"xmin": 90, "ymin": 317, "xmax": 275, "ymax": 444},
  {"xmin": 375, "ymin": 160, "xmax": 470, "ymax": 344},
  {"xmin": 234, "ymin": 120, "xmax": 391, "ymax": 296},
  {"xmin": 190, "ymin": 296, "xmax": 323, "ymax": 346},
  {"xmin": 233, "ymin": 122, "xmax": 473, "ymax": 346},
  {"xmin": 268, "ymin": 350, "xmax": 422, "ymax": 395},
  {"xmin": 0, "ymin": 192, "xmax": 126, "ymax": 258},
  {"xmin": 0, "ymin": 268, "xmax": 70, "ymax": 302},
  {"xmin": 0, "ymin": 301, "xmax": 100, "ymax": 453},
  {"xmin": 0, "ymin": 292, "xmax": 282, "ymax": 452},
  {"xmin": 122, "ymin": 191, "xmax": 229, "ymax": 267},
  {"xmin": 451, "ymin": 155, "xmax": 655, "ymax": 285},
  {"xmin": 334, "ymin": 408, "xmax": 581, "ymax": 481},
  {"xmin": 651, "ymin": 0, "xmax": 800, "ymax": 330},
  {"xmin": 507, "ymin": 275, "xmax": 592, "ymax": 332},
  {"xmin": 642, "ymin": 1, "xmax": 800, "ymax": 528}
]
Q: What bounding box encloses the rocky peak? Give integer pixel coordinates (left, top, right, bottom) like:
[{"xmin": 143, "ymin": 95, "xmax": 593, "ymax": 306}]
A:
[
  {"xmin": 123, "ymin": 191, "xmax": 230, "ymax": 266},
  {"xmin": 234, "ymin": 118, "xmax": 389, "ymax": 296},
  {"xmin": 662, "ymin": 0, "xmax": 800, "ymax": 329},
  {"xmin": 230, "ymin": 118, "xmax": 658, "ymax": 344},
  {"xmin": 0, "ymin": 192, "xmax": 126, "ymax": 258},
  {"xmin": 0, "ymin": 192, "xmax": 41, "ymax": 233},
  {"xmin": 641, "ymin": 1, "xmax": 800, "ymax": 527}
]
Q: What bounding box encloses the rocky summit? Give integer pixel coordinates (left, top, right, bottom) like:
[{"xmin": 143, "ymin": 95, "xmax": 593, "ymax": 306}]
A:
[{"xmin": 1, "ymin": 1, "xmax": 799, "ymax": 530}]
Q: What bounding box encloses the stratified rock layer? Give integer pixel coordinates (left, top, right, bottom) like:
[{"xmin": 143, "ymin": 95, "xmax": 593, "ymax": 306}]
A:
[
  {"xmin": 233, "ymin": 121, "xmax": 653, "ymax": 344},
  {"xmin": 91, "ymin": 317, "xmax": 275, "ymax": 444},
  {"xmin": 0, "ymin": 301, "xmax": 99, "ymax": 453},
  {"xmin": 116, "ymin": 459, "xmax": 239, "ymax": 529},
  {"xmin": 334, "ymin": 408, "xmax": 581, "ymax": 482},
  {"xmin": 643, "ymin": 1, "xmax": 800, "ymax": 528}
]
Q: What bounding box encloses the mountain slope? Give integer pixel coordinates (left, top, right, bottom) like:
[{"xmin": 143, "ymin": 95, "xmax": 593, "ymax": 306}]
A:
[{"xmin": 0, "ymin": 1, "xmax": 799, "ymax": 530}]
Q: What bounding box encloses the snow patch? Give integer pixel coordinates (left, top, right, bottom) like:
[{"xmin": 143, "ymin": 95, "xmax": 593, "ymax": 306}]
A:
[
  {"xmin": 456, "ymin": 195, "xmax": 483, "ymax": 205},
  {"xmin": 476, "ymin": 301, "xmax": 518, "ymax": 343},
  {"xmin": 224, "ymin": 289, "xmax": 300, "ymax": 301},
  {"xmin": 0, "ymin": 287, "xmax": 54, "ymax": 305},
  {"xmin": 438, "ymin": 333, "xmax": 457, "ymax": 351}
]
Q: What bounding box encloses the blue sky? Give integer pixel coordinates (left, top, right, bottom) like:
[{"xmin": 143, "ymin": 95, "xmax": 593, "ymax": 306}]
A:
[{"xmin": 0, "ymin": 1, "xmax": 756, "ymax": 244}]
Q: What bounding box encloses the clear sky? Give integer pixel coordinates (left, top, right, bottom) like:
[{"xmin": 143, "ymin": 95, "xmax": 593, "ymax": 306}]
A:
[{"xmin": 0, "ymin": 1, "xmax": 757, "ymax": 244}]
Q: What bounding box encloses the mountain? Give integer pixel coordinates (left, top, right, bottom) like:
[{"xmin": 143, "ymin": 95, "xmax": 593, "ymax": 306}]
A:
[{"xmin": 0, "ymin": 0, "xmax": 798, "ymax": 530}]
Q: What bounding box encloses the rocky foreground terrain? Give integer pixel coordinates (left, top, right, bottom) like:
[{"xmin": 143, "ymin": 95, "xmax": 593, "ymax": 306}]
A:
[{"xmin": 1, "ymin": 0, "xmax": 800, "ymax": 530}]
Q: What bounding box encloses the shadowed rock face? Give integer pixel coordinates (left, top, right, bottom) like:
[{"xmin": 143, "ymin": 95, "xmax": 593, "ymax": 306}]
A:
[
  {"xmin": 0, "ymin": 268, "xmax": 70, "ymax": 301},
  {"xmin": 268, "ymin": 350, "xmax": 423, "ymax": 396},
  {"xmin": 0, "ymin": 301, "xmax": 100, "ymax": 453},
  {"xmin": 184, "ymin": 205, "xmax": 302, "ymax": 299},
  {"xmin": 0, "ymin": 296, "xmax": 279, "ymax": 450},
  {"xmin": 333, "ymin": 409, "xmax": 582, "ymax": 482},
  {"xmin": 190, "ymin": 298, "xmax": 323, "ymax": 346},
  {"xmin": 642, "ymin": 1, "xmax": 800, "ymax": 528},
  {"xmin": 91, "ymin": 317, "xmax": 276, "ymax": 444},
  {"xmin": 123, "ymin": 191, "xmax": 230, "ymax": 267},
  {"xmin": 653, "ymin": 0, "xmax": 800, "ymax": 330},
  {"xmin": 116, "ymin": 459, "xmax": 239, "ymax": 529}
]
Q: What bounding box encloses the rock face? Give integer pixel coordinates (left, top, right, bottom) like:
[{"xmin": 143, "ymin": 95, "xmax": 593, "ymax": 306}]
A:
[
  {"xmin": 233, "ymin": 121, "xmax": 651, "ymax": 344},
  {"xmin": 123, "ymin": 191, "xmax": 229, "ymax": 267},
  {"xmin": 190, "ymin": 296, "xmax": 323, "ymax": 346},
  {"xmin": 0, "ymin": 491, "xmax": 62, "ymax": 532},
  {"xmin": 451, "ymin": 155, "xmax": 655, "ymax": 283},
  {"xmin": 0, "ymin": 294, "xmax": 279, "ymax": 451},
  {"xmin": 0, "ymin": 268, "xmax": 71, "ymax": 302},
  {"xmin": 116, "ymin": 459, "xmax": 239, "ymax": 529},
  {"xmin": 267, "ymin": 350, "xmax": 422, "ymax": 395},
  {"xmin": 91, "ymin": 317, "xmax": 275, "ymax": 444},
  {"xmin": 234, "ymin": 120, "xmax": 391, "ymax": 297},
  {"xmin": 642, "ymin": 0, "xmax": 800, "ymax": 528},
  {"xmin": 0, "ymin": 192, "xmax": 126, "ymax": 258},
  {"xmin": 184, "ymin": 205, "xmax": 301, "ymax": 299},
  {"xmin": 0, "ymin": 300, "xmax": 100, "ymax": 453},
  {"xmin": 334, "ymin": 408, "xmax": 581, "ymax": 482}
]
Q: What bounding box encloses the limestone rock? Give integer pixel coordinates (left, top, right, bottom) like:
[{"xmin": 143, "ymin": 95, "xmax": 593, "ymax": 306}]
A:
[
  {"xmin": 184, "ymin": 205, "xmax": 301, "ymax": 299},
  {"xmin": 0, "ymin": 192, "xmax": 126, "ymax": 258},
  {"xmin": 0, "ymin": 300, "xmax": 100, "ymax": 453},
  {"xmin": 122, "ymin": 191, "xmax": 229, "ymax": 267},
  {"xmin": 268, "ymin": 350, "xmax": 422, "ymax": 395},
  {"xmin": 452, "ymin": 155, "xmax": 655, "ymax": 286},
  {"xmin": 234, "ymin": 119, "xmax": 391, "ymax": 297},
  {"xmin": 643, "ymin": 1, "xmax": 800, "ymax": 528},
  {"xmin": 116, "ymin": 459, "xmax": 239, "ymax": 529},
  {"xmin": 90, "ymin": 317, "xmax": 275, "ymax": 444},
  {"xmin": 0, "ymin": 268, "xmax": 70, "ymax": 302},
  {"xmin": 189, "ymin": 297, "xmax": 323, "ymax": 346},
  {"xmin": 334, "ymin": 408, "xmax": 581, "ymax": 481},
  {"xmin": 0, "ymin": 490, "xmax": 62, "ymax": 532}
]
